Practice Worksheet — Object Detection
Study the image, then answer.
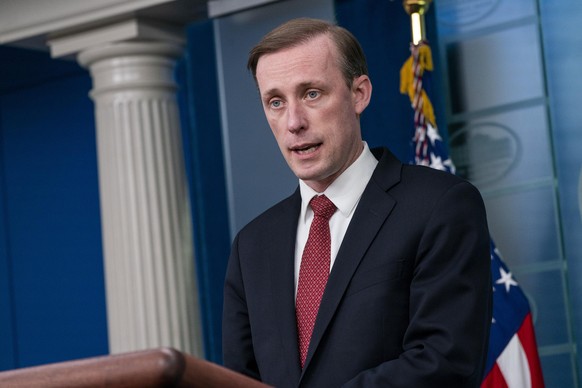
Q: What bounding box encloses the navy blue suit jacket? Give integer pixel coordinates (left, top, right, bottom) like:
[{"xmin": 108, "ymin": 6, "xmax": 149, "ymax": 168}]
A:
[{"xmin": 223, "ymin": 147, "xmax": 492, "ymax": 387}]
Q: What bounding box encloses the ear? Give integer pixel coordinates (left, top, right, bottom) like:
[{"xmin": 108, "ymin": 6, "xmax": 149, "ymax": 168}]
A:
[{"xmin": 352, "ymin": 75, "xmax": 372, "ymax": 115}]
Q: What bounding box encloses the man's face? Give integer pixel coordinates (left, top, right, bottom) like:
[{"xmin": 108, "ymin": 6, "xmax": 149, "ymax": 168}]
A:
[{"xmin": 255, "ymin": 34, "xmax": 371, "ymax": 192}]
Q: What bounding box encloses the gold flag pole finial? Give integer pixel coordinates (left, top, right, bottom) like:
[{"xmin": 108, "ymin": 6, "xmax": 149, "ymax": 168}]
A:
[{"xmin": 403, "ymin": 0, "xmax": 432, "ymax": 45}]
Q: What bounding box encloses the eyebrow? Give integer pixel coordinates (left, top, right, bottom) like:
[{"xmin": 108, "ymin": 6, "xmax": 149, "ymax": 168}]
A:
[
  {"xmin": 261, "ymin": 81, "xmax": 324, "ymax": 102},
  {"xmin": 260, "ymin": 88, "xmax": 281, "ymax": 103}
]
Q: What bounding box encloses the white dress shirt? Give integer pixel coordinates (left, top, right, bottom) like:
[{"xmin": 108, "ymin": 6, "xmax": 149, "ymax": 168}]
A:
[{"xmin": 294, "ymin": 142, "xmax": 378, "ymax": 295}]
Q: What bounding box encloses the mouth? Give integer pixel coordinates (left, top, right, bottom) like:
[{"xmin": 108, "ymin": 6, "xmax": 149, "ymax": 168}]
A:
[{"xmin": 291, "ymin": 143, "xmax": 322, "ymax": 155}]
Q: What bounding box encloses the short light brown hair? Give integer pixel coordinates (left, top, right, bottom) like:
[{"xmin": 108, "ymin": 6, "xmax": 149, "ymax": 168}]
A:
[{"xmin": 247, "ymin": 18, "xmax": 368, "ymax": 88}]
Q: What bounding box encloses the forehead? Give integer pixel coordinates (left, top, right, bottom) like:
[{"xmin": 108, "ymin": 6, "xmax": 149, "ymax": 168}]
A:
[{"xmin": 255, "ymin": 34, "xmax": 341, "ymax": 90}]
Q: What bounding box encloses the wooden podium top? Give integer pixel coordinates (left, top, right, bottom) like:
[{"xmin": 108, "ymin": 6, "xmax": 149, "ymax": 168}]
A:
[{"xmin": 0, "ymin": 347, "xmax": 271, "ymax": 388}]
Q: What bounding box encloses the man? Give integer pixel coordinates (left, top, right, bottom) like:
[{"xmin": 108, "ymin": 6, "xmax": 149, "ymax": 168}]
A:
[{"xmin": 222, "ymin": 18, "xmax": 491, "ymax": 387}]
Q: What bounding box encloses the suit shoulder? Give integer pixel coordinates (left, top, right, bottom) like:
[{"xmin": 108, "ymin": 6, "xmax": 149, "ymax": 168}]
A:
[{"xmin": 371, "ymin": 147, "xmax": 478, "ymax": 196}]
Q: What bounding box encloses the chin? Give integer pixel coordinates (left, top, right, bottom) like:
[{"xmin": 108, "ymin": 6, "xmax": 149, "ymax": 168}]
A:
[{"xmin": 291, "ymin": 164, "xmax": 333, "ymax": 184}]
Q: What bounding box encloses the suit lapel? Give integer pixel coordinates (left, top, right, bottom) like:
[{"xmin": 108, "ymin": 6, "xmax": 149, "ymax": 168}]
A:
[
  {"xmin": 301, "ymin": 148, "xmax": 402, "ymax": 374},
  {"xmin": 268, "ymin": 189, "xmax": 303, "ymax": 382}
]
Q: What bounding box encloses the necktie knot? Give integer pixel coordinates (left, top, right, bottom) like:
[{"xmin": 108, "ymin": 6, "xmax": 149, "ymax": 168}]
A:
[{"xmin": 310, "ymin": 195, "xmax": 336, "ymax": 220}]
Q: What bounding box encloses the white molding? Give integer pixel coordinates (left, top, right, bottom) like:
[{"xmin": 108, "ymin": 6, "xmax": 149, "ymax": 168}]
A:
[
  {"xmin": 48, "ymin": 18, "xmax": 184, "ymax": 58},
  {"xmin": 207, "ymin": 0, "xmax": 281, "ymax": 17},
  {"xmin": 0, "ymin": 0, "xmax": 206, "ymax": 51},
  {"xmin": 0, "ymin": 0, "xmax": 171, "ymax": 44}
]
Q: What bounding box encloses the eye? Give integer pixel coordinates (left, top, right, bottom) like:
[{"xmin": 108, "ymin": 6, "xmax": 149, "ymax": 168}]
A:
[
  {"xmin": 269, "ymin": 99, "xmax": 282, "ymax": 109},
  {"xmin": 306, "ymin": 90, "xmax": 319, "ymax": 100}
]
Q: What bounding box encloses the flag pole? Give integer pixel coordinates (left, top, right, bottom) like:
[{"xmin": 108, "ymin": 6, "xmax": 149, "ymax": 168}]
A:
[
  {"xmin": 400, "ymin": 0, "xmax": 443, "ymax": 169},
  {"xmin": 402, "ymin": 0, "xmax": 432, "ymax": 45}
]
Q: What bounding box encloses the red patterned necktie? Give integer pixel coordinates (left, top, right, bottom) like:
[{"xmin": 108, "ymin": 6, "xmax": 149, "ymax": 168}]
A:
[{"xmin": 296, "ymin": 194, "xmax": 337, "ymax": 368}]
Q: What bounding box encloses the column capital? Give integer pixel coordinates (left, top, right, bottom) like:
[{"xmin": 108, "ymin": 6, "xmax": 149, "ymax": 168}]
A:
[
  {"xmin": 77, "ymin": 40, "xmax": 184, "ymax": 98},
  {"xmin": 78, "ymin": 40, "xmax": 183, "ymax": 67}
]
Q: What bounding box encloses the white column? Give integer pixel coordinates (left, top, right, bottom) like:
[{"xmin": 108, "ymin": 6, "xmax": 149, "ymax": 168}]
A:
[{"xmin": 78, "ymin": 41, "xmax": 202, "ymax": 356}]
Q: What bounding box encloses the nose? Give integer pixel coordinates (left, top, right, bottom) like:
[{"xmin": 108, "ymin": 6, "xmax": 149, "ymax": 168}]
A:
[{"xmin": 287, "ymin": 101, "xmax": 306, "ymax": 133}]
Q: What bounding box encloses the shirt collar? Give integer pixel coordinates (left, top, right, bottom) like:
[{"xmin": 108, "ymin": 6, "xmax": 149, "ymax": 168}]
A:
[{"xmin": 299, "ymin": 142, "xmax": 378, "ymax": 223}]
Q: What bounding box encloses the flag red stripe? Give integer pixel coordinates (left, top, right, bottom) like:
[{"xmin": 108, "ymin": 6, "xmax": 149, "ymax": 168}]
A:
[
  {"xmin": 482, "ymin": 362, "xmax": 509, "ymax": 388},
  {"xmin": 517, "ymin": 313, "xmax": 545, "ymax": 388}
]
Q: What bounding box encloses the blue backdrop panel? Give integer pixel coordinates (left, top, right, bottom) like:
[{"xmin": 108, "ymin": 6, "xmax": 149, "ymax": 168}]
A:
[
  {"xmin": 0, "ymin": 47, "xmax": 108, "ymax": 369},
  {"xmin": 178, "ymin": 20, "xmax": 231, "ymax": 364},
  {"xmin": 0, "ymin": 99, "xmax": 16, "ymax": 369}
]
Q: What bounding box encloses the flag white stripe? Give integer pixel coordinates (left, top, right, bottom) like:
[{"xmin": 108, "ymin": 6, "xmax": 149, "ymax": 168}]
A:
[{"xmin": 497, "ymin": 333, "xmax": 532, "ymax": 388}]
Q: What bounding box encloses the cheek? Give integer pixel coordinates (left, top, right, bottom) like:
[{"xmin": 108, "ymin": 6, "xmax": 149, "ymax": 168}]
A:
[
  {"xmin": 268, "ymin": 120, "xmax": 288, "ymax": 150},
  {"xmin": 267, "ymin": 117, "xmax": 282, "ymax": 136}
]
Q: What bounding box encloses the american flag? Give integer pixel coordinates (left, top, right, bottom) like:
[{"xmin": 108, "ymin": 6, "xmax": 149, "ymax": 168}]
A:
[
  {"xmin": 400, "ymin": 41, "xmax": 545, "ymax": 388},
  {"xmin": 483, "ymin": 242, "xmax": 545, "ymax": 387}
]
